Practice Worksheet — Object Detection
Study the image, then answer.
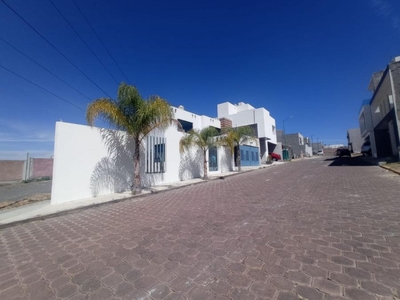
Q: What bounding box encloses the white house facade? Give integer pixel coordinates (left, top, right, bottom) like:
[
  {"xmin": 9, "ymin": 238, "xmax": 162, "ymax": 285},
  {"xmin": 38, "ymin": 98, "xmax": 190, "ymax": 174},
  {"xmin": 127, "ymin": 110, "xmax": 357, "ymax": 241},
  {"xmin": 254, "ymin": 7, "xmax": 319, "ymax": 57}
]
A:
[
  {"xmin": 51, "ymin": 107, "xmax": 229, "ymax": 205},
  {"xmin": 51, "ymin": 101, "xmax": 275, "ymax": 204},
  {"xmin": 217, "ymin": 101, "xmax": 277, "ymax": 163}
]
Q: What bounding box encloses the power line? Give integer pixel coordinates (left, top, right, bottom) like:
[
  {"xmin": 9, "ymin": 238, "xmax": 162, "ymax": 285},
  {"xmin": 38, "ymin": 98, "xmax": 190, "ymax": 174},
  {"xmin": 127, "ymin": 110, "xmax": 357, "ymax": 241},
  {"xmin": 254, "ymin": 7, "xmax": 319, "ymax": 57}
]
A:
[
  {"xmin": 48, "ymin": 0, "xmax": 119, "ymax": 85},
  {"xmin": 0, "ymin": 0, "xmax": 112, "ymax": 98},
  {"xmin": 72, "ymin": 0, "xmax": 131, "ymax": 83},
  {"xmin": 0, "ymin": 63, "xmax": 84, "ymax": 111},
  {"xmin": 0, "ymin": 37, "xmax": 92, "ymax": 101}
]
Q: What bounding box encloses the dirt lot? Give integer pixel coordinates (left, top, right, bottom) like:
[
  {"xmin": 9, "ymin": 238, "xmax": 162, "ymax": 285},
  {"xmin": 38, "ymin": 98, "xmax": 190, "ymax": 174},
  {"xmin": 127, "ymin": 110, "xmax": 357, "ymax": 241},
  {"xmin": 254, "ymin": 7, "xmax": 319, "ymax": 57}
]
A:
[
  {"xmin": 0, "ymin": 193, "xmax": 50, "ymax": 211},
  {"xmin": 0, "ymin": 180, "xmax": 51, "ymax": 211}
]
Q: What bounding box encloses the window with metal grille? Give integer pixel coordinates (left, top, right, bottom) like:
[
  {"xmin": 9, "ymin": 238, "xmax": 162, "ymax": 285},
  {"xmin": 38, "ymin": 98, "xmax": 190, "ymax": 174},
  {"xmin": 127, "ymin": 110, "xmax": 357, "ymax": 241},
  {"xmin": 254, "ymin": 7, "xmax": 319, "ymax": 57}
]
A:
[
  {"xmin": 146, "ymin": 136, "xmax": 166, "ymax": 173},
  {"xmin": 209, "ymin": 146, "xmax": 218, "ymax": 171}
]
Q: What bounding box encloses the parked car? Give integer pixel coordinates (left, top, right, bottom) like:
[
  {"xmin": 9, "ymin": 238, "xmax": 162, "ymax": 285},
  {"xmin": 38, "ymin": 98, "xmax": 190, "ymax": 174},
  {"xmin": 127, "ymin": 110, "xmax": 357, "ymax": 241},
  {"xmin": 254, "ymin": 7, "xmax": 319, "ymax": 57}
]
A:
[
  {"xmin": 361, "ymin": 141, "xmax": 372, "ymax": 156},
  {"xmin": 336, "ymin": 147, "xmax": 351, "ymax": 157},
  {"xmin": 269, "ymin": 152, "xmax": 281, "ymax": 161},
  {"xmin": 317, "ymin": 150, "xmax": 324, "ymax": 155}
]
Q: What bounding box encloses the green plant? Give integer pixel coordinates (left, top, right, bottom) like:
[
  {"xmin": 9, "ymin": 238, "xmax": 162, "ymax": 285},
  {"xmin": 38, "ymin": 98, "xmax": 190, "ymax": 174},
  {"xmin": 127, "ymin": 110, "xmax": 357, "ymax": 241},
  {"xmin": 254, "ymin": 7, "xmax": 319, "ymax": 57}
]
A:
[
  {"xmin": 220, "ymin": 126, "xmax": 257, "ymax": 171},
  {"xmin": 86, "ymin": 83, "xmax": 175, "ymax": 194},
  {"xmin": 179, "ymin": 126, "xmax": 219, "ymax": 180}
]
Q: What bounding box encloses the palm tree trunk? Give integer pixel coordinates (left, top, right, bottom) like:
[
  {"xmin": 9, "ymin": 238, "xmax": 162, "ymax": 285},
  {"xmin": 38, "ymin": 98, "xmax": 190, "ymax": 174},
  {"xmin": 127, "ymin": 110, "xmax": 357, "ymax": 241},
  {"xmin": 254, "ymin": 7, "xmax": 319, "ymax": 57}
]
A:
[
  {"xmin": 203, "ymin": 149, "xmax": 208, "ymax": 180},
  {"xmin": 132, "ymin": 138, "xmax": 141, "ymax": 194},
  {"xmin": 237, "ymin": 151, "xmax": 241, "ymax": 172}
]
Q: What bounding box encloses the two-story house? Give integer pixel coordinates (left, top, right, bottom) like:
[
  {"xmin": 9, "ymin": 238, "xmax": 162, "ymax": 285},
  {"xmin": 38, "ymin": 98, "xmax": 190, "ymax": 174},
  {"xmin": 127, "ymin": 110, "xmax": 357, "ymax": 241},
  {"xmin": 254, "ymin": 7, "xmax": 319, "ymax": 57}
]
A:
[
  {"xmin": 217, "ymin": 102, "xmax": 277, "ymax": 163},
  {"xmin": 366, "ymin": 56, "xmax": 400, "ymax": 158},
  {"xmin": 277, "ymin": 130, "xmax": 312, "ymax": 158}
]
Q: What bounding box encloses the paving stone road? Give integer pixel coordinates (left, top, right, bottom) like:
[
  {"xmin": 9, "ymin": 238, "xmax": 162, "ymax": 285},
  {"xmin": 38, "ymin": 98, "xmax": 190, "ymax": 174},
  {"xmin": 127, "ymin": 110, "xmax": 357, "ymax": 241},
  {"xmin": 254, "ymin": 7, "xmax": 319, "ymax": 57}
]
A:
[{"xmin": 1, "ymin": 156, "xmax": 400, "ymax": 300}]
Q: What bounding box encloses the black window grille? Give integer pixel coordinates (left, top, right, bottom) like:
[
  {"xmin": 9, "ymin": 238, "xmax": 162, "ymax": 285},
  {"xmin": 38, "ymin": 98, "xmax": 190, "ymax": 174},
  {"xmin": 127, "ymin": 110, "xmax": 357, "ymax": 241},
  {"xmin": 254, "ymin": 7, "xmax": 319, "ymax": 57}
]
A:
[
  {"xmin": 209, "ymin": 147, "xmax": 218, "ymax": 171},
  {"xmin": 146, "ymin": 136, "xmax": 166, "ymax": 173}
]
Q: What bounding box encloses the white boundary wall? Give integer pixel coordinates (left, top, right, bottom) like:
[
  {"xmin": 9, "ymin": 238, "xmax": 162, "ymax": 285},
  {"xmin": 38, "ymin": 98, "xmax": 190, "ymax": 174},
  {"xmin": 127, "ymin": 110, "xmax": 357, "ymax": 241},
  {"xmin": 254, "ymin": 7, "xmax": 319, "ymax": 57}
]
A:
[{"xmin": 51, "ymin": 122, "xmax": 232, "ymax": 204}]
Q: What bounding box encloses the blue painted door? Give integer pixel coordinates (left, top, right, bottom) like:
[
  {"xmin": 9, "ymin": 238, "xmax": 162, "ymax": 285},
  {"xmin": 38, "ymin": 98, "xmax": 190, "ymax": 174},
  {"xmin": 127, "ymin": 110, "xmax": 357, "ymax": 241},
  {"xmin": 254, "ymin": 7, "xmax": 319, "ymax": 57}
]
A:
[{"xmin": 240, "ymin": 145, "xmax": 260, "ymax": 166}]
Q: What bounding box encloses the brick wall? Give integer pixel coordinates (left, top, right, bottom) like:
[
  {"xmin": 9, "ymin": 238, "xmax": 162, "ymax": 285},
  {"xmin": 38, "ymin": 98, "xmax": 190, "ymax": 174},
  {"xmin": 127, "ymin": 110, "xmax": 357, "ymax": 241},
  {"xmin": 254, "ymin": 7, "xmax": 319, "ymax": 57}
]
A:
[
  {"xmin": 0, "ymin": 160, "xmax": 25, "ymax": 181},
  {"xmin": 31, "ymin": 158, "xmax": 53, "ymax": 179},
  {"xmin": 219, "ymin": 118, "xmax": 232, "ymax": 131}
]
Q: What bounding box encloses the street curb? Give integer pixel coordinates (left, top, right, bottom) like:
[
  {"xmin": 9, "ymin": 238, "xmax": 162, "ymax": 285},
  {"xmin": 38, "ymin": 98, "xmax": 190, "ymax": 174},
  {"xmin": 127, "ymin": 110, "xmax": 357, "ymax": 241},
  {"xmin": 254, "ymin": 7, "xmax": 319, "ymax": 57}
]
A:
[
  {"xmin": 358, "ymin": 157, "xmax": 382, "ymax": 166},
  {"xmin": 379, "ymin": 164, "xmax": 400, "ymax": 176},
  {"xmin": 358, "ymin": 155, "xmax": 400, "ymax": 174},
  {"xmin": 0, "ymin": 165, "xmax": 277, "ymax": 229}
]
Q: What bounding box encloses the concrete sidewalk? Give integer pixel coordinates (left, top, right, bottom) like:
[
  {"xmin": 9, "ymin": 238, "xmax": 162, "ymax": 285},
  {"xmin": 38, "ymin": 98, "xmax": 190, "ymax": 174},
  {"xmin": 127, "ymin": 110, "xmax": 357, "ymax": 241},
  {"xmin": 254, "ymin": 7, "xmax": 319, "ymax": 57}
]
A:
[{"xmin": 0, "ymin": 163, "xmax": 284, "ymax": 227}]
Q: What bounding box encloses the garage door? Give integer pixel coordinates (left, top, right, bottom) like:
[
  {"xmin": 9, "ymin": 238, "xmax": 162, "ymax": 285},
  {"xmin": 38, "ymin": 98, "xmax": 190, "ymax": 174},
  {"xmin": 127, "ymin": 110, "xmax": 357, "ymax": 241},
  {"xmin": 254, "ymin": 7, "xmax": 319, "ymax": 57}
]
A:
[{"xmin": 240, "ymin": 145, "xmax": 260, "ymax": 166}]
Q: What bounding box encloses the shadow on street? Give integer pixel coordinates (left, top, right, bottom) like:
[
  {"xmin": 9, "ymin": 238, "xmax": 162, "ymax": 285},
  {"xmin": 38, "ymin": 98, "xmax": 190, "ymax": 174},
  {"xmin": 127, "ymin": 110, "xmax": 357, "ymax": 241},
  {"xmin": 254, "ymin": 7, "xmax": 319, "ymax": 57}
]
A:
[{"xmin": 324, "ymin": 156, "xmax": 373, "ymax": 167}]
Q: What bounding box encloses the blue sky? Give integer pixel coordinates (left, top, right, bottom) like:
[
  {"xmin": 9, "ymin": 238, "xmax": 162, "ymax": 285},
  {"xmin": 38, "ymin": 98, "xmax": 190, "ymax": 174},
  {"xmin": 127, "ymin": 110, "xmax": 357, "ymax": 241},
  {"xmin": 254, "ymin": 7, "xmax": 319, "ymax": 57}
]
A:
[{"xmin": 1, "ymin": 0, "xmax": 400, "ymax": 159}]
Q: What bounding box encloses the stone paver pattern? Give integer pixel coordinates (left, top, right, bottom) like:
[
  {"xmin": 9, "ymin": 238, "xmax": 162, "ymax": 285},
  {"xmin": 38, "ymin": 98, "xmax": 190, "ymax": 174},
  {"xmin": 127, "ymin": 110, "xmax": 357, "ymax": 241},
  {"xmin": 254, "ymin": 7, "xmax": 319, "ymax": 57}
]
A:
[{"xmin": 1, "ymin": 156, "xmax": 400, "ymax": 299}]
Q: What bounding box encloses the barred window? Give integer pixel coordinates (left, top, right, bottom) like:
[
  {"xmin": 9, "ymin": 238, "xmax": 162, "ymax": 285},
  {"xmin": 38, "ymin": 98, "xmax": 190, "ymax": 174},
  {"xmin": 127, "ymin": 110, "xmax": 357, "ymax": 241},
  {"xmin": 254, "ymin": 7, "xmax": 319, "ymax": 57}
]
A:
[
  {"xmin": 209, "ymin": 147, "xmax": 218, "ymax": 171},
  {"xmin": 146, "ymin": 136, "xmax": 166, "ymax": 173}
]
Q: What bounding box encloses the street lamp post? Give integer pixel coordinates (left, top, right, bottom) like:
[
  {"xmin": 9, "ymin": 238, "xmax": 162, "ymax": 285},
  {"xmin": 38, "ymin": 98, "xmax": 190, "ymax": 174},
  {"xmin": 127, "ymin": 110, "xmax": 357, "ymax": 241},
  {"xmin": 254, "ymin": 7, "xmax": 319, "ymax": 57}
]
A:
[
  {"xmin": 317, "ymin": 137, "xmax": 320, "ymax": 152},
  {"xmin": 282, "ymin": 116, "xmax": 293, "ymax": 160}
]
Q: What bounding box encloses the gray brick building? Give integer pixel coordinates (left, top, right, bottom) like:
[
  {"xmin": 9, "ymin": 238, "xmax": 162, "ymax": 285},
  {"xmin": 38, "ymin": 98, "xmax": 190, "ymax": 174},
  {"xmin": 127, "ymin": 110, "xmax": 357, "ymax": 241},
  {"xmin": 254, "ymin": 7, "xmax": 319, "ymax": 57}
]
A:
[{"xmin": 277, "ymin": 130, "xmax": 312, "ymax": 158}]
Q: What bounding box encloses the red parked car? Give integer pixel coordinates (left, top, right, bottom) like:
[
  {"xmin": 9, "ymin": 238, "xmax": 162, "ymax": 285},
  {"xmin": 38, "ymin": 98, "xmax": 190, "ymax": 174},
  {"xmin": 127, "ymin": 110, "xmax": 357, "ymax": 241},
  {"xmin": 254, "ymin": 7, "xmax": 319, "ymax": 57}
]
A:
[{"xmin": 269, "ymin": 152, "xmax": 281, "ymax": 161}]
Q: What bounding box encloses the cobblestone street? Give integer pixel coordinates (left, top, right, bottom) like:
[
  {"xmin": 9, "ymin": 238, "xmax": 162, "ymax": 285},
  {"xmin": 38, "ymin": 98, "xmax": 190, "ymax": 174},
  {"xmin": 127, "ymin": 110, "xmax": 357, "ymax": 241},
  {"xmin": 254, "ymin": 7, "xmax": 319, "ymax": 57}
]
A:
[{"xmin": 1, "ymin": 157, "xmax": 400, "ymax": 300}]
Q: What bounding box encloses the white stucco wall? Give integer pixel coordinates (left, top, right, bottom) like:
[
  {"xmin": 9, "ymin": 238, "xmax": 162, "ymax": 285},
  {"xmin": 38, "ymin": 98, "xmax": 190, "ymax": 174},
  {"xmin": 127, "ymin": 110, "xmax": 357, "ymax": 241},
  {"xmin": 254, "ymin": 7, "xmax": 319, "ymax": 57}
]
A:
[
  {"xmin": 217, "ymin": 102, "xmax": 277, "ymax": 143},
  {"xmin": 51, "ymin": 122, "xmax": 113, "ymax": 204},
  {"xmin": 51, "ymin": 121, "xmax": 231, "ymax": 204},
  {"xmin": 305, "ymin": 145, "xmax": 312, "ymax": 157},
  {"xmin": 260, "ymin": 110, "xmax": 277, "ymax": 144},
  {"xmin": 200, "ymin": 115, "xmax": 220, "ymax": 129},
  {"xmin": 218, "ymin": 102, "xmax": 237, "ymax": 117},
  {"xmin": 172, "ymin": 106, "xmax": 221, "ymax": 130}
]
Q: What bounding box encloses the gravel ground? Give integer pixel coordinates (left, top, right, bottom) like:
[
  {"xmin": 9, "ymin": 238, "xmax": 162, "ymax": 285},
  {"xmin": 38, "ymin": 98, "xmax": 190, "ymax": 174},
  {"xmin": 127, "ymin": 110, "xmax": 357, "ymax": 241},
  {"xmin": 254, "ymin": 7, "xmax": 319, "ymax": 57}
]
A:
[{"xmin": 0, "ymin": 180, "xmax": 52, "ymax": 203}]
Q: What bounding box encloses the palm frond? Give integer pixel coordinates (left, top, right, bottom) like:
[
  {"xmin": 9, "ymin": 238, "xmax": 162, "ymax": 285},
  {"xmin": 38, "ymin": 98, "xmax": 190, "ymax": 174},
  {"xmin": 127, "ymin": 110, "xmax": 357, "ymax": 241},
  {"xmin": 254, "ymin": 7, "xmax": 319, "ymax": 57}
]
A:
[
  {"xmin": 86, "ymin": 83, "xmax": 177, "ymax": 194},
  {"xmin": 219, "ymin": 131, "xmax": 237, "ymax": 154},
  {"xmin": 219, "ymin": 125, "xmax": 256, "ymax": 151},
  {"xmin": 179, "ymin": 127, "xmax": 219, "ymax": 153},
  {"xmin": 200, "ymin": 127, "xmax": 219, "ymax": 149},
  {"xmin": 86, "ymin": 98, "xmax": 129, "ymax": 130},
  {"xmin": 179, "ymin": 131, "xmax": 195, "ymax": 152},
  {"xmin": 139, "ymin": 95, "xmax": 174, "ymax": 138}
]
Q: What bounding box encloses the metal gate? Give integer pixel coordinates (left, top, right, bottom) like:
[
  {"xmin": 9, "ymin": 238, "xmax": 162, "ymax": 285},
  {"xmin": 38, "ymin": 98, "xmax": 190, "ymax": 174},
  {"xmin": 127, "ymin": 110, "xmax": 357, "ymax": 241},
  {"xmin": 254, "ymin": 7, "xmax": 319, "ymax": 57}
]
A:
[{"xmin": 239, "ymin": 145, "xmax": 260, "ymax": 166}]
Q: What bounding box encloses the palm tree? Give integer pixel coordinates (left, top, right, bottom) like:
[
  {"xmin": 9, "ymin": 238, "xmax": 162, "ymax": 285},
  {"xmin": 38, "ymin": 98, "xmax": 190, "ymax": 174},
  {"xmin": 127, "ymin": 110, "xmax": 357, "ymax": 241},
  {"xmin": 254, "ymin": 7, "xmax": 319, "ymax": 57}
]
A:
[
  {"xmin": 179, "ymin": 126, "xmax": 219, "ymax": 180},
  {"xmin": 86, "ymin": 83, "xmax": 174, "ymax": 194},
  {"xmin": 221, "ymin": 126, "xmax": 256, "ymax": 172}
]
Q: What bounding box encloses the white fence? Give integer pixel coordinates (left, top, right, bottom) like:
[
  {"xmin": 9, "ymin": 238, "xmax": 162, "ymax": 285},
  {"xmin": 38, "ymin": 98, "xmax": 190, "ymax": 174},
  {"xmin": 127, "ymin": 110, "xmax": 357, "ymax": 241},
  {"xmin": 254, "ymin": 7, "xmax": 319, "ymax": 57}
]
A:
[{"xmin": 51, "ymin": 122, "xmax": 232, "ymax": 204}]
